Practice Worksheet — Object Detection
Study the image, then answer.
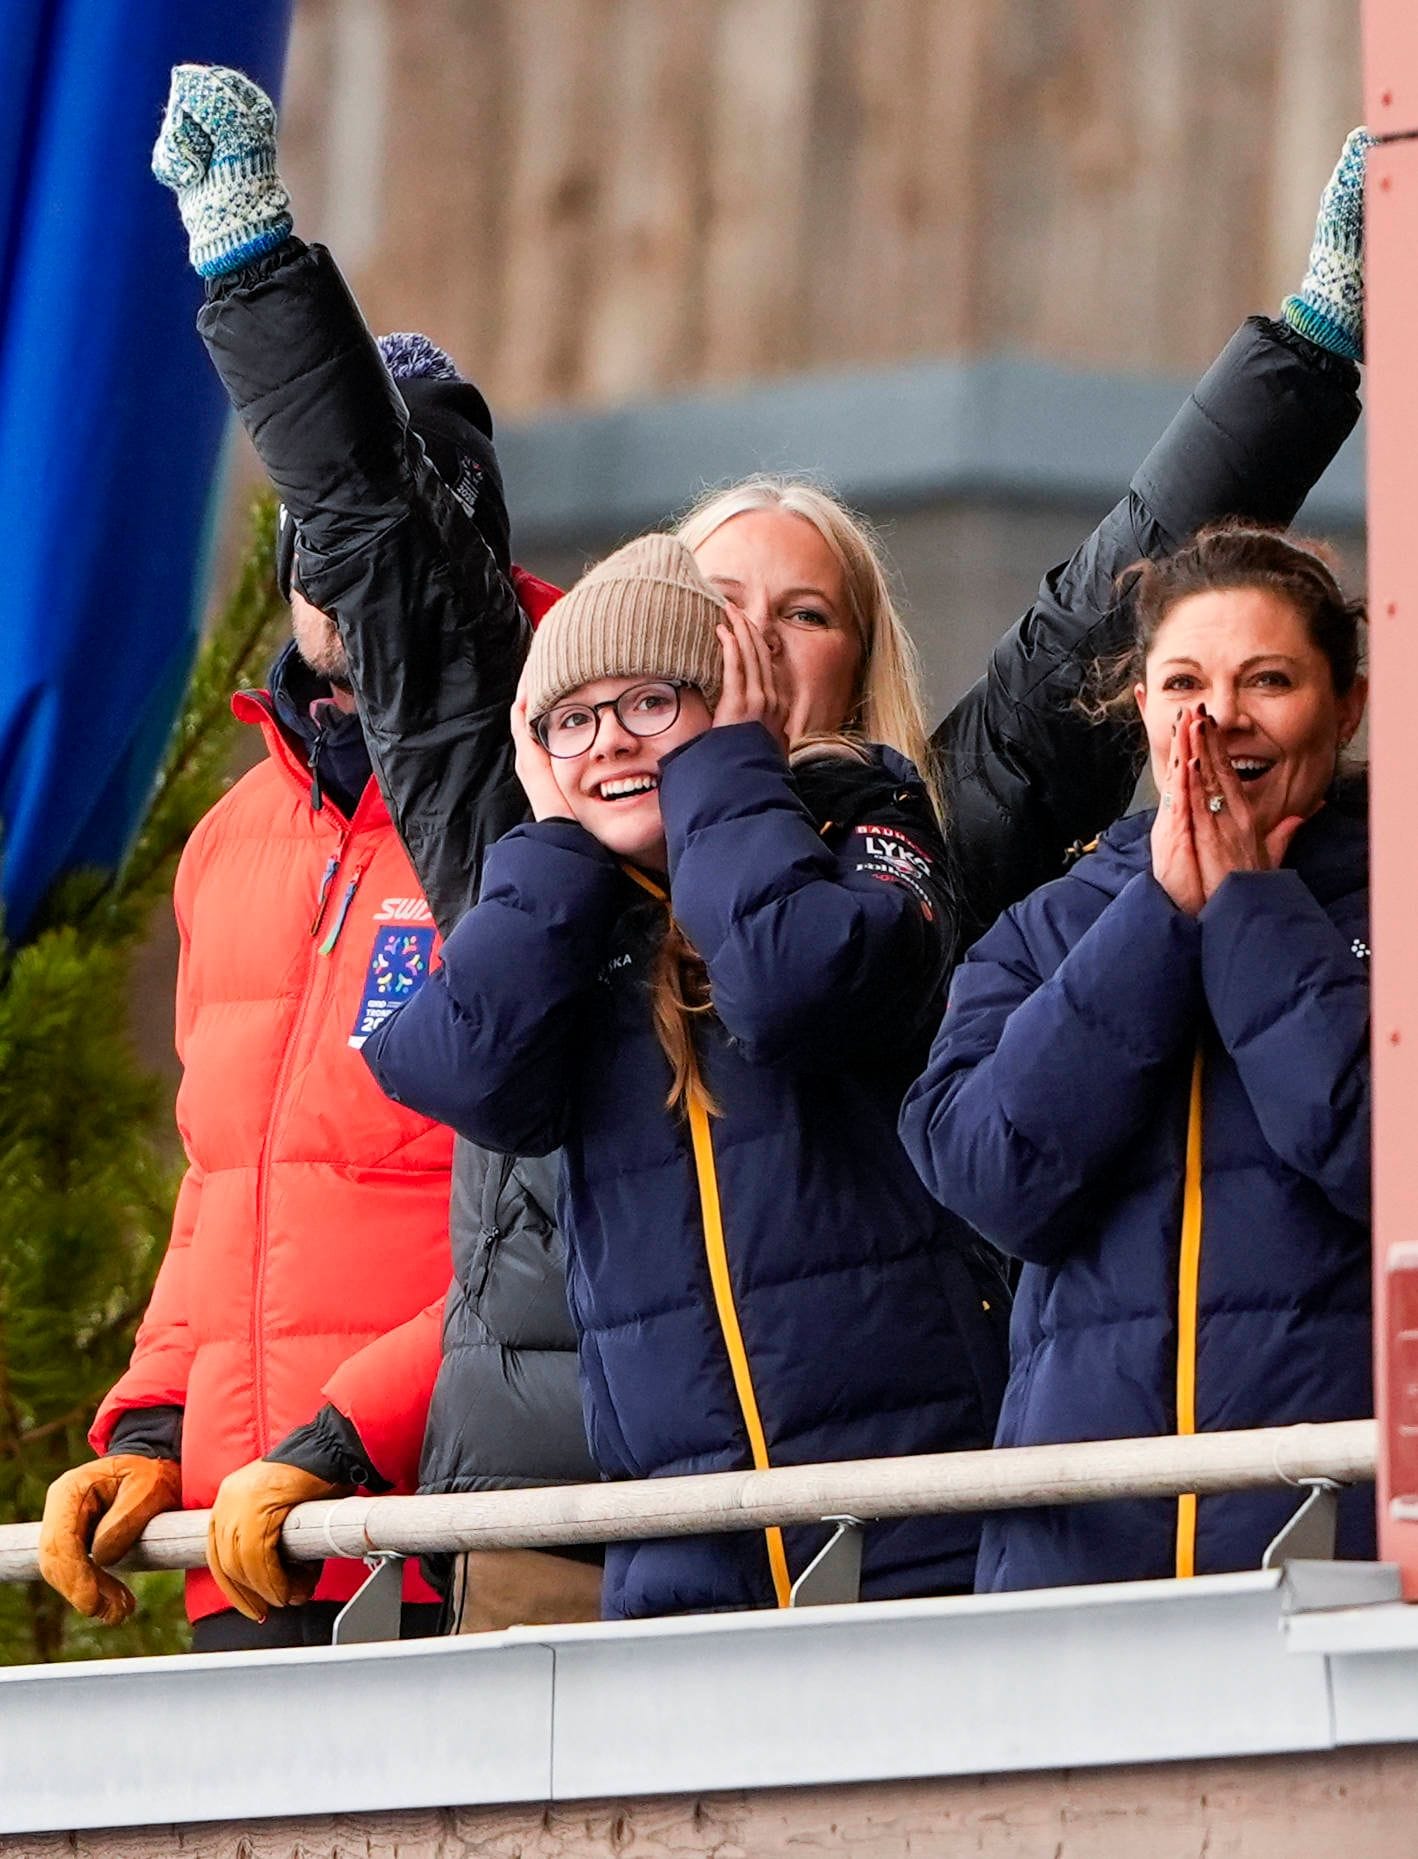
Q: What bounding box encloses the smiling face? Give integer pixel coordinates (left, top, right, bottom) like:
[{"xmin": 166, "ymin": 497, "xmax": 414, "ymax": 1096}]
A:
[
  {"xmin": 548, "ymin": 676, "xmax": 714, "ymax": 867},
  {"xmin": 691, "ymin": 508, "xmax": 863, "ymax": 740},
  {"xmin": 1135, "ymin": 586, "xmax": 1367, "ymax": 835}
]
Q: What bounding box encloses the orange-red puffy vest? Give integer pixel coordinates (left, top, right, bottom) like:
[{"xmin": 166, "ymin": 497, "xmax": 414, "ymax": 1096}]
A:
[{"xmin": 92, "ymin": 694, "xmax": 453, "ymax": 1621}]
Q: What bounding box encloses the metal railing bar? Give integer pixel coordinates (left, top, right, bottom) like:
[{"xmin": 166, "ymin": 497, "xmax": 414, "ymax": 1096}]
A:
[{"xmin": 0, "ymin": 1419, "xmax": 1376, "ymax": 1584}]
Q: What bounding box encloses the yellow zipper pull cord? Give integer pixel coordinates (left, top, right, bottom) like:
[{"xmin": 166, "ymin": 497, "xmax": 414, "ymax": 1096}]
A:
[
  {"xmin": 619, "ymin": 862, "xmax": 668, "ymax": 903},
  {"xmin": 620, "ymin": 861, "xmax": 792, "ymax": 1605},
  {"xmin": 687, "ymin": 1096, "xmax": 793, "ymax": 1608},
  {"xmin": 1174, "ymin": 1043, "xmax": 1206, "ymax": 1579}
]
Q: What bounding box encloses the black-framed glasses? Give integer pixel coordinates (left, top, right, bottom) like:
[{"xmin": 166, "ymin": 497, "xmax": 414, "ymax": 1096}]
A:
[{"xmin": 533, "ymin": 680, "xmax": 693, "ymax": 757}]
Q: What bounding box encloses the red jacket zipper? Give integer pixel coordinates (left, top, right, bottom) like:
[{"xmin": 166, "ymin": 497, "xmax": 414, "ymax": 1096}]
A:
[
  {"xmin": 318, "ymin": 861, "xmax": 368, "ymax": 955},
  {"xmin": 252, "ymin": 821, "xmax": 367, "ymax": 1447}
]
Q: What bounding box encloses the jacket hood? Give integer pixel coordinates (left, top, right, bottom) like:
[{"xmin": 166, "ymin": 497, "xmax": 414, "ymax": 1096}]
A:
[{"xmin": 789, "ymin": 738, "xmax": 923, "ymax": 813}]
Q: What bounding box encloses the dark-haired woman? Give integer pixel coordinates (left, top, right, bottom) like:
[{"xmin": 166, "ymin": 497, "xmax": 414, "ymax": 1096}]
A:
[{"xmin": 900, "ymin": 525, "xmax": 1372, "ymax": 1591}]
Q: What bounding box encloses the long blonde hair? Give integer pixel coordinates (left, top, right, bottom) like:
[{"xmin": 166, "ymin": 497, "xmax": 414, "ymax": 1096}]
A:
[
  {"xmin": 651, "ymin": 477, "xmax": 940, "ymax": 1116},
  {"xmin": 675, "ymin": 476, "xmax": 943, "ymax": 818}
]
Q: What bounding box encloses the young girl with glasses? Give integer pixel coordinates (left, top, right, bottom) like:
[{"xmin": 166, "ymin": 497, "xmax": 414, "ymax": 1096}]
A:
[{"xmin": 364, "ymin": 532, "xmax": 1009, "ymax": 1618}]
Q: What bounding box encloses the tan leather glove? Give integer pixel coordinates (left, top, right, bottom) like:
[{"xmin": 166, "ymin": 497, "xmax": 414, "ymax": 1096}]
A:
[
  {"xmin": 38, "ymin": 1455, "xmax": 183, "ymax": 1625},
  {"xmin": 206, "ymin": 1460, "xmax": 348, "ymax": 1621}
]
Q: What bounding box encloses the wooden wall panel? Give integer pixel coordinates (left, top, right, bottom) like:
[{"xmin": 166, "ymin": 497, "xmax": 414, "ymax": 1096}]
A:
[
  {"xmin": 15, "ymin": 1744, "xmax": 1418, "ymax": 1859},
  {"xmin": 579, "ymin": 1, "xmax": 715, "ymax": 401},
  {"xmin": 277, "ymin": 0, "xmax": 1362, "ymax": 417},
  {"xmin": 699, "ymin": 0, "xmax": 821, "ymax": 379}
]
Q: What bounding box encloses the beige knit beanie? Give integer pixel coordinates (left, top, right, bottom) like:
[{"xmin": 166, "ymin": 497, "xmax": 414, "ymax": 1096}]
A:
[{"xmin": 523, "ymin": 533, "xmax": 727, "ymax": 719}]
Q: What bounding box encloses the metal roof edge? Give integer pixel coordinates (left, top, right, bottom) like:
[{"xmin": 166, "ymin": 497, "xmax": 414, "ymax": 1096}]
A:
[{"xmin": 8, "ymin": 1568, "xmax": 1415, "ymax": 1836}]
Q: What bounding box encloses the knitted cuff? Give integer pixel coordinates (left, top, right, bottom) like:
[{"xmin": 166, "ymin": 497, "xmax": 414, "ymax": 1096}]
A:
[
  {"xmin": 185, "ymin": 158, "xmax": 292, "ymax": 278},
  {"xmin": 105, "ymin": 1404, "xmax": 184, "ymax": 1463},
  {"xmin": 1281, "ymin": 294, "xmax": 1362, "ymax": 365}
]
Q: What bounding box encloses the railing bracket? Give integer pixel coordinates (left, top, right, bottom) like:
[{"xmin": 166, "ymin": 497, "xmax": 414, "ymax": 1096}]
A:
[
  {"xmin": 1263, "ymin": 1477, "xmax": 1343, "ymax": 1570},
  {"xmin": 331, "ymin": 1552, "xmax": 405, "ymax": 1646},
  {"xmin": 1279, "ymin": 1559, "xmax": 1403, "ymax": 1615},
  {"xmin": 789, "ymin": 1515, "xmax": 864, "ymax": 1607}
]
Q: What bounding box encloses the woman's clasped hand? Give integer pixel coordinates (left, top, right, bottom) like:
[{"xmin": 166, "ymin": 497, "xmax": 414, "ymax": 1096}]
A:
[{"xmin": 1151, "ymin": 705, "xmax": 1306, "ymax": 915}]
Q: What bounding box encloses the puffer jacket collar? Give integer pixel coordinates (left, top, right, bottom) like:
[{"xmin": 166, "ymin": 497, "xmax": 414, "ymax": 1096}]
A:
[{"xmin": 231, "ymin": 641, "xmax": 385, "ymax": 828}]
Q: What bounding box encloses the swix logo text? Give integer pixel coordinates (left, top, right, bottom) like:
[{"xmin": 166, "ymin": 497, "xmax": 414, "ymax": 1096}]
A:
[{"xmin": 373, "ymin": 897, "xmax": 434, "ymax": 924}]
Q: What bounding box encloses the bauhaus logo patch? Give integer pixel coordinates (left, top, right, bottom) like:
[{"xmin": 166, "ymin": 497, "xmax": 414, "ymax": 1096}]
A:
[
  {"xmin": 849, "ymin": 824, "xmax": 935, "ymax": 919},
  {"xmin": 349, "ymin": 925, "xmax": 437, "ymax": 1048}
]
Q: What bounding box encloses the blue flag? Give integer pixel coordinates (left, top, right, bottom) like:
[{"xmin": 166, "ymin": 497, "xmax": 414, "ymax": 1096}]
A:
[{"xmin": 0, "ymin": 0, "xmax": 291, "ymax": 941}]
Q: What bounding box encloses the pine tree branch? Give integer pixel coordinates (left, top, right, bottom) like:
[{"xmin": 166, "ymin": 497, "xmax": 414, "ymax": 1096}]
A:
[
  {"xmin": 0, "ymin": 488, "xmax": 287, "ymax": 1663},
  {"xmin": 62, "ymin": 493, "xmax": 284, "ymax": 937},
  {"xmin": 78, "ymin": 1295, "xmax": 156, "ymax": 1359},
  {"xmin": 14, "ymin": 1400, "xmax": 92, "ymax": 1451},
  {"xmin": 134, "ymin": 588, "xmax": 274, "ymax": 841}
]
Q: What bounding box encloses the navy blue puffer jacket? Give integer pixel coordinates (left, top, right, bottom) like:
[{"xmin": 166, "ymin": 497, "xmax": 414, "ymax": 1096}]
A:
[
  {"xmin": 899, "ymin": 790, "xmax": 1372, "ymax": 1591},
  {"xmin": 367, "ymin": 724, "xmax": 1008, "ymax": 1618}
]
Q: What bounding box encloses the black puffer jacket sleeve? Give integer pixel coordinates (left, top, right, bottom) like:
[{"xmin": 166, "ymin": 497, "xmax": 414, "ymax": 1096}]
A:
[
  {"xmin": 197, "ymin": 240, "xmax": 528, "ymax": 935},
  {"xmin": 937, "ymin": 317, "xmax": 1360, "ymax": 947}
]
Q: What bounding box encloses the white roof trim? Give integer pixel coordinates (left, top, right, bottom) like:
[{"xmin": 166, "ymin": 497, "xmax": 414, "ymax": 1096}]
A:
[{"xmin": 3, "ymin": 1567, "xmax": 1416, "ymax": 1836}]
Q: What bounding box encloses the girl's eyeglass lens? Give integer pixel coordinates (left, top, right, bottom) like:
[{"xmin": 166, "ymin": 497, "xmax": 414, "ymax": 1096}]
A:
[{"xmin": 535, "ymin": 681, "xmax": 686, "ymax": 756}]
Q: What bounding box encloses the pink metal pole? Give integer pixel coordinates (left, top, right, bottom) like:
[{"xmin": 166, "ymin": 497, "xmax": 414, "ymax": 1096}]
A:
[{"xmin": 1364, "ymin": 0, "xmax": 1418, "ymax": 1593}]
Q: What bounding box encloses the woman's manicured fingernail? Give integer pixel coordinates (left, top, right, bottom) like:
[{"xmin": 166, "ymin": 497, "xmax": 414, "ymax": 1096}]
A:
[{"xmin": 1197, "ymin": 703, "xmax": 1209, "ymax": 719}]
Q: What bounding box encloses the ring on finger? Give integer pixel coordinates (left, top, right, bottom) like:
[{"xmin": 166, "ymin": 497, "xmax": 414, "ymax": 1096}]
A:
[
  {"xmin": 1208, "ymin": 794, "xmax": 1225, "ymax": 815},
  {"xmin": 1161, "ymin": 791, "xmax": 1174, "ymax": 810}
]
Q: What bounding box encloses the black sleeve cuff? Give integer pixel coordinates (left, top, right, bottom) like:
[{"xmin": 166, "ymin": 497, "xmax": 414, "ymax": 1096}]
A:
[
  {"xmin": 106, "ymin": 1405, "xmax": 184, "ymax": 1463},
  {"xmin": 266, "ymin": 1405, "xmax": 391, "ymax": 1493},
  {"xmin": 1256, "ymin": 311, "xmax": 1362, "ymax": 385},
  {"xmin": 203, "ymin": 234, "xmax": 309, "ymax": 301}
]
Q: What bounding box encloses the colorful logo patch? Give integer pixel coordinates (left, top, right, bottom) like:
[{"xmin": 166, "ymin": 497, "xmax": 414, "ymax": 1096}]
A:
[
  {"xmin": 349, "ymin": 925, "xmax": 437, "ymax": 1048},
  {"xmin": 849, "ymin": 823, "xmax": 936, "ymax": 919}
]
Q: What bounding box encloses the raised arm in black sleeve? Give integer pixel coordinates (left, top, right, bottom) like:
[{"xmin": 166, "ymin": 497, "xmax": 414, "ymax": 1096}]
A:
[
  {"xmin": 197, "ymin": 238, "xmax": 528, "ymax": 933},
  {"xmin": 937, "ymin": 318, "xmax": 1360, "ymax": 947}
]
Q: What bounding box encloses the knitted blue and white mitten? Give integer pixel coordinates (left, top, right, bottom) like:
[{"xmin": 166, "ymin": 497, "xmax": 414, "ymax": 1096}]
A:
[
  {"xmin": 152, "ymin": 65, "xmax": 292, "ymax": 279},
  {"xmin": 1282, "ymin": 126, "xmax": 1375, "ymax": 363}
]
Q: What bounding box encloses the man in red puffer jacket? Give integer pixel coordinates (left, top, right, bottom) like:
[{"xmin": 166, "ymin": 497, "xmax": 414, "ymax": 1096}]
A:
[{"xmin": 35, "ymin": 326, "xmax": 530, "ymax": 1651}]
